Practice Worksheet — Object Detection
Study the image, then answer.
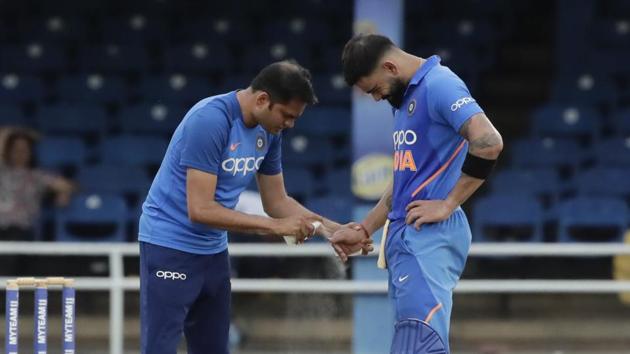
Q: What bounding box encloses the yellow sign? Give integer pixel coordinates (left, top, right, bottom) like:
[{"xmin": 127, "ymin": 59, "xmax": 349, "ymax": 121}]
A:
[{"xmin": 352, "ymin": 154, "xmax": 393, "ymax": 200}]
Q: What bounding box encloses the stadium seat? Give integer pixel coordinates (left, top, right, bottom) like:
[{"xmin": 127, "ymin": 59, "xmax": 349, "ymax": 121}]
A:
[
  {"xmin": 241, "ymin": 43, "xmax": 312, "ymax": 74},
  {"xmin": 305, "ymin": 195, "xmax": 353, "ymax": 226},
  {"xmin": 263, "ymin": 18, "xmax": 331, "ymax": 45},
  {"xmin": 77, "ymin": 44, "xmax": 151, "ymax": 74},
  {"xmin": 511, "ymin": 138, "xmax": 583, "ymax": 173},
  {"xmin": 100, "ymin": 135, "xmax": 168, "ymax": 167},
  {"xmin": 36, "ymin": 104, "xmax": 108, "ymax": 137},
  {"xmin": 174, "ymin": 18, "xmax": 253, "ymax": 45},
  {"xmin": 36, "ymin": 136, "xmax": 87, "ymax": 171},
  {"xmin": 55, "ymin": 74, "xmax": 127, "ymax": 105},
  {"xmin": 531, "ymin": 103, "xmax": 601, "ymax": 144},
  {"xmin": 0, "ymin": 43, "xmax": 66, "ymax": 73},
  {"xmin": 311, "ymin": 73, "xmax": 351, "ymax": 105},
  {"xmin": 324, "ymin": 168, "xmax": 352, "ymax": 197},
  {"xmin": 472, "ymin": 195, "xmax": 544, "ymax": 242},
  {"xmin": 575, "ymin": 168, "xmax": 630, "ymax": 200},
  {"xmin": 294, "ymin": 107, "xmax": 351, "ymax": 137},
  {"xmin": 0, "ymin": 74, "xmax": 46, "ymax": 104},
  {"xmin": 76, "ymin": 164, "xmax": 151, "ymax": 205},
  {"xmin": 119, "ymin": 102, "xmax": 186, "ymax": 136},
  {"xmin": 0, "ymin": 105, "xmax": 27, "ymax": 126},
  {"xmin": 591, "ymin": 138, "xmax": 630, "ymax": 167},
  {"xmin": 18, "ymin": 16, "xmax": 87, "ymax": 43},
  {"xmin": 490, "ymin": 168, "xmax": 561, "ymax": 206},
  {"xmin": 162, "ymin": 42, "xmax": 232, "ymax": 74},
  {"xmin": 557, "ymin": 197, "xmax": 628, "ymax": 242},
  {"xmin": 55, "ymin": 193, "xmax": 128, "ymax": 242},
  {"xmin": 551, "ymin": 72, "xmax": 618, "ymax": 109},
  {"xmin": 100, "ymin": 14, "xmax": 166, "ymax": 44},
  {"xmin": 140, "ymin": 74, "xmax": 215, "ymax": 105},
  {"xmin": 612, "ymin": 108, "xmax": 630, "ymax": 137},
  {"xmin": 282, "ymin": 132, "xmax": 333, "ymax": 168},
  {"xmin": 282, "ymin": 167, "xmax": 314, "ymax": 201}
]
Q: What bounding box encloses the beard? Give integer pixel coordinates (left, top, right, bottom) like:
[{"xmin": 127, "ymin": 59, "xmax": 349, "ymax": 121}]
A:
[{"xmin": 384, "ymin": 78, "xmax": 407, "ymax": 109}]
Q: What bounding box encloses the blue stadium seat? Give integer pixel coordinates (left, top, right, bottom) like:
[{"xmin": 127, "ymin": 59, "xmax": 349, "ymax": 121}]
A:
[
  {"xmin": 282, "ymin": 133, "xmax": 333, "ymax": 168},
  {"xmin": 575, "ymin": 168, "xmax": 630, "ymax": 199},
  {"xmin": 551, "ymin": 73, "xmax": 618, "ymax": 109},
  {"xmin": 162, "ymin": 42, "xmax": 232, "ymax": 74},
  {"xmin": 100, "ymin": 135, "xmax": 168, "ymax": 167},
  {"xmin": 0, "ymin": 43, "xmax": 66, "ymax": 73},
  {"xmin": 531, "ymin": 103, "xmax": 601, "ymax": 143},
  {"xmin": 56, "ymin": 74, "xmax": 127, "ymax": 104},
  {"xmin": 591, "ymin": 19, "xmax": 630, "ymax": 50},
  {"xmin": 77, "ymin": 44, "xmax": 150, "ymax": 74},
  {"xmin": 557, "ymin": 197, "xmax": 628, "ymax": 242},
  {"xmin": 490, "ymin": 168, "xmax": 561, "ymax": 206},
  {"xmin": 282, "ymin": 167, "xmax": 314, "ymax": 201},
  {"xmin": 592, "ymin": 138, "xmax": 630, "ymax": 167},
  {"xmin": 0, "ymin": 74, "xmax": 46, "ymax": 104},
  {"xmin": 312, "ymin": 73, "xmax": 351, "ymax": 105},
  {"xmin": 305, "ymin": 196, "xmax": 353, "ymax": 225},
  {"xmin": 325, "ymin": 168, "xmax": 352, "ymax": 197},
  {"xmin": 0, "ymin": 105, "xmax": 27, "ymax": 126},
  {"xmin": 241, "ymin": 43, "xmax": 312, "ymax": 74},
  {"xmin": 19, "ymin": 16, "xmax": 87, "ymax": 43},
  {"xmin": 140, "ymin": 74, "xmax": 214, "ymax": 105},
  {"xmin": 511, "ymin": 138, "xmax": 583, "ymax": 172},
  {"xmin": 174, "ymin": 19, "xmax": 253, "ymax": 45},
  {"xmin": 100, "ymin": 14, "xmax": 166, "ymax": 44},
  {"xmin": 263, "ymin": 18, "xmax": 330, "ymax": 45},
  {"xmin": 55, "ymin": 193, "xmax": 128, "ymax": 242},
  {"xmin": 472, "ymin": 195, "xmax": 544, "ymax": 242},
  {"xmin": 36, "ymin": 104, "xmax": 108, "ymax": 137},
  {"xmin": 36, "ymin": 136, "xmax": 87, "ymax": 171},
  {"xmin": 613, "ymin": 108, "xmax": 630, "ymax": 137},
  {"xmin": 294, "ymin": 107, "xmax": 351, "ymax": 137},
  {"xmin": 77, "ymin": 164, "xmax": 151, "ymax": 206},
  {"xmin": 119, "ymin": 103, "xmax": 186, "ymax": 135}
]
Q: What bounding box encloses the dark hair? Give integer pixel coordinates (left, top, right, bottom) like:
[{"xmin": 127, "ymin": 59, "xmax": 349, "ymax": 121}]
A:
[
  {"xmin": 342, "ymin": 34, "xmax": 395, "ymax": 86},
  {"xmin": 3, "ymin": 130, "xmax": 36, "ymax": 167},
  {"xmin": 251, "ymin": 60, "xmax": 318, "ymax": 105}
]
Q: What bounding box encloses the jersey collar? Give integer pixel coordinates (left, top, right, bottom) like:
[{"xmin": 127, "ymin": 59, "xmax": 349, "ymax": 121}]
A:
[{"xmin": 407, "ymin": 55, "xmax": 441, "ymax": 89}]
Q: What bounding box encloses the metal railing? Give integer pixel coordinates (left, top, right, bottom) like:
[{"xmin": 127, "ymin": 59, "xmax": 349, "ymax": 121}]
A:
[{"xmin": 2, "ymin": 241, "xmax": 630, "ymax": 354}]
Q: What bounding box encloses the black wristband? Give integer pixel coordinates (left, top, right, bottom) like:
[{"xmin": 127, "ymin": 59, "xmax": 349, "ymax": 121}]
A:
[{"xmin": 461, "ymin": 153, "xmax": 497, "ymax": 179}]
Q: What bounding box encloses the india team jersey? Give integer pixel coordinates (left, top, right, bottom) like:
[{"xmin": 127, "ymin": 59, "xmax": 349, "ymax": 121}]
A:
[
  {"xmin": 139, "ymin": 91, "xmax": 282, "ymax": 254},
  {"xmin": 388, "ymin": 55, "xmax": 484, "ymax": 221}
]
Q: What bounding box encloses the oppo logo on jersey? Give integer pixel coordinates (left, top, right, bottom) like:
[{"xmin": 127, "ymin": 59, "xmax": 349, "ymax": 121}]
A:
[
  {"xmin": 392, "ymin": 130, "xmax": 418, "ymax": 172},
  {"xmin": 451, "ymin": 97, "xmax": 476, "ymax": 111},
  {"xmin": 393, "ymin": 130, "xmax": 418, "ymax": 150},
  {"xmin": 222, "ymin": 156, "xmax": 265, "ymax": 176}
]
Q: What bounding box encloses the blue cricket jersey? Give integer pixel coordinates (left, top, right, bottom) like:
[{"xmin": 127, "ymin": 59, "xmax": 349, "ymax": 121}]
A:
[
  {"xmin": 139, "ymin": 91, "xmax": 282, "ymax": 254},
  {"xmin": 388, "ymin": 55, "xmax": 484, "ymax": 221}
]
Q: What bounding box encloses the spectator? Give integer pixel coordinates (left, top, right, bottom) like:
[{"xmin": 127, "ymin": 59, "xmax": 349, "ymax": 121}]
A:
[{"xmin": 0, "ymin": 128, "xmax": 75, "ymax": 241}]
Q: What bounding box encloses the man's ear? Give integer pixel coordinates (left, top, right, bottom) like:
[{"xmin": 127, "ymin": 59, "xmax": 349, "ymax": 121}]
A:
[{"xmin": 382, "ymin": 61, "xmax": 398, "ymax": 75}]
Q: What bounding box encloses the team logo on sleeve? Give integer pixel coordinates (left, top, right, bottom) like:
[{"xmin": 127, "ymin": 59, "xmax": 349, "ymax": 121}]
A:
[
  {"xmin": 450, "ymin": 97, "xmax": 476, "ymax": 111},
  {"xmin": 256, "ymin": 134, "xmax": 266, "ymax": 151},
  {"xmin": 407, "ymin": 99, "xmax": 416, "ymax": 116}
]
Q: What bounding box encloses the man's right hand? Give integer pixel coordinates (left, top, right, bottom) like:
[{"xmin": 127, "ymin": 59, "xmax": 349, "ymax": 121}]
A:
[{"xmin": 273, "ymin": 215, "xmax": 322, "ymax": 243}]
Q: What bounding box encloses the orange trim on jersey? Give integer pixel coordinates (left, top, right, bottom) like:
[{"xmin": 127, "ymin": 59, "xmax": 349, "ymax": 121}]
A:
[
  {"xmin": 424, "ymin": 303, "xmax": 443, "ymax": 323},
  {"xmin": 411, "ymin": 140, "xmax": 467, "ymax": 198}
]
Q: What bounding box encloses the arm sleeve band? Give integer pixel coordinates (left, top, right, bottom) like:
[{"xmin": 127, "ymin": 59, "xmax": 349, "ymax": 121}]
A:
[{"xmin": 461, "ymin": 153, "xmax": 497, "ymax": 180}]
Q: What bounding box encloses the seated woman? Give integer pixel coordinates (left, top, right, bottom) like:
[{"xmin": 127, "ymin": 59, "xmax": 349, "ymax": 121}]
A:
[{"xmin": 0, "ymin": 128, "xmax": 75, "ymax": 241}]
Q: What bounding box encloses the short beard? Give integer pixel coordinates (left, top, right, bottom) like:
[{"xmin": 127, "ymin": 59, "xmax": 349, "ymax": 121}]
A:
[{"xmin": 385, "ymin": 78, "xmax": 407, "ymax": 109}]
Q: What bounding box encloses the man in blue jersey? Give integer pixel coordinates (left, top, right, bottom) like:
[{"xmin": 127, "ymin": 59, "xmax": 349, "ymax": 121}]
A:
[
  {"xmin": 138, "ymin": 61, "xmax": 370, "ymax": 354},
  {"xmin": 331, "ymin": 34, "xmax": 504, "ymax": 353}
]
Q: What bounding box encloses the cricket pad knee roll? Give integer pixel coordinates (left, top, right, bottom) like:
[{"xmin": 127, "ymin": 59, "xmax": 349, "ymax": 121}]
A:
[{"xmin": 390, "ymin": 319, "xmax": 447, "ymax": 354}]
